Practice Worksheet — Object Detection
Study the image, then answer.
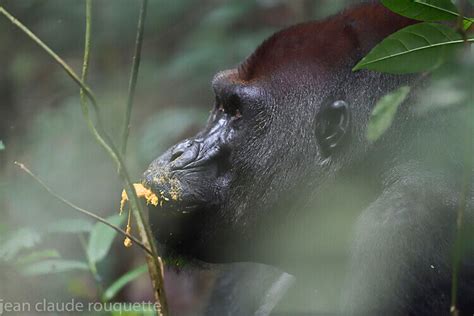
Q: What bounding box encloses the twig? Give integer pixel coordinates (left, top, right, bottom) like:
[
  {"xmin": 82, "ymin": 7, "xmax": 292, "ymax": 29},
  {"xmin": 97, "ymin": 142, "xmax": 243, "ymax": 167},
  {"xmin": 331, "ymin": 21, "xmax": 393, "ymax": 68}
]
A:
[
  {"xmin": 1, "ymin": 5, "xmax": 168, "ymax": 314},
  {"xmin": 455, "ymin": 0, "xmax": 469, "ymax": 41},
  {"xmin": 0, "ymin": 5, "xmax": 117, "ymax": 171},
  {"xmin": 80, "ymin": 0, "xmax": 93, "ymax": 122},
  {"xmin": 121, "ymin": 0, "xmax": 148, "ymax": 156},
  {"xmin": 450, "ymin": 2, "xmax": 471, "ymax": 314},
  {"xmin": 14, "ymin": 161, "xmax": 153, "ymax": 257},
  {"xmin": 76, "ymin": 2, "xmax": 166, "ymax": 313}
]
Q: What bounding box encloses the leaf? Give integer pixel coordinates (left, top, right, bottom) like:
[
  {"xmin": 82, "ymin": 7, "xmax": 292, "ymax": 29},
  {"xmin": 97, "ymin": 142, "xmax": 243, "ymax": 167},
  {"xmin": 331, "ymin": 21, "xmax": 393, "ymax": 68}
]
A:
[
  {"xmin": 21, "ymin": 259, "xmax": 88, "ymax": 276},
  {"xmin": 0, "ymin": 228, "xmax": 41, "ymax": 261},
  {"xmin": 353, "ymin": 23, "xmax": 474, "ymax": 74},
  {"xmin": 87, "ymin": 215, "xmax": 124, "ymax": 265},
  {"xmin": 47, "ymin": 218, "xmax": 94, "ymax": 234},
  {"xmin": 463, "ymin": 19, "xmax": 473, "ymax": 31},
  {"xmin": 367, "ymin": 86, "xmax": 411, "ymax": 142},
  {"xmin": 382, "ymin": 0, "xmax": 460, "ymax": 21},
  {"xmin": 0, "ymin": 140, "xmax": 4, "ymax": 151},
  {"xmin": 102, "ymin": 264, "xmax": 148, "ymax": 301},
  {"xmin": 16, "ymin": 249, "xmax": 61, "ymax": 265}
]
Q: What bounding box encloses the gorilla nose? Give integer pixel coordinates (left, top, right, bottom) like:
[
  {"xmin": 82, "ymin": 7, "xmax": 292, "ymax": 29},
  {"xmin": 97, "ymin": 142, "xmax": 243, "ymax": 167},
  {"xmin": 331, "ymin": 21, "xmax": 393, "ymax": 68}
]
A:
[{"xmin": 169, "ymin": 140, "xmax": 201, "ymax": 170}]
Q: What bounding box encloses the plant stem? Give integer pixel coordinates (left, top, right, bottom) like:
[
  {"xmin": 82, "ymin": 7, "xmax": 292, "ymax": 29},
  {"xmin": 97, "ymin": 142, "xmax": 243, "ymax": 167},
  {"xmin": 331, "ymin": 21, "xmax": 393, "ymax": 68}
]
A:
[
  {"xmin": 450, "ymin": 3, "xmax": 471, "ymax": 315},
  {"xmin": 1, "ymin": 5, "xmax": 168, "ymax": 313},
  {"xmin": 120, "ymin": 0, "xmax": 148, "ymax": 157},
  {"xmin": 77, "ymin": 2, "xmax": 166, "ymax": 313},
  {"xmin": 14, "ymin": 161, "xmax": 153, "ymax": 256},
  {"xmin": 455, "ymin": 0, "xmax": 468, "ymax": 41}
]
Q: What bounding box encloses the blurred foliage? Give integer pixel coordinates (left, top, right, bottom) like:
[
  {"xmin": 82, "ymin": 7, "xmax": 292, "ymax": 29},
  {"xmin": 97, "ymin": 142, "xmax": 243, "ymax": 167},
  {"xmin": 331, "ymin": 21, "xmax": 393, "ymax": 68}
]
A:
[
  {"xmin": 357, "ymin": 0, "xmax": 473, "ymax": 143},
  {"xmin": 366, "ymin": 86, "xmax": 410, "ymax": 142},
  {"xmin": 103, "ymin": 264, "xmax": 148, "ymax": 302},
  {"xmin": 87, "ymin": 215, "xmax": 124, "ymax": 266}
]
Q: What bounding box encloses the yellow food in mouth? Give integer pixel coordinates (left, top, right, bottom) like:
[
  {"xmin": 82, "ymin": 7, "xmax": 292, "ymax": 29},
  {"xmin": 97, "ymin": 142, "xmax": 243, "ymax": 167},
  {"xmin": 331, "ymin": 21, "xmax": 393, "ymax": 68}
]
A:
[
  {"xmin": 119, "ymin": 181, "xmax": 181, "ymax": 249},
  {"xmin": 120, "ymin": 183, "xmax": 159, "ymax": 214}
]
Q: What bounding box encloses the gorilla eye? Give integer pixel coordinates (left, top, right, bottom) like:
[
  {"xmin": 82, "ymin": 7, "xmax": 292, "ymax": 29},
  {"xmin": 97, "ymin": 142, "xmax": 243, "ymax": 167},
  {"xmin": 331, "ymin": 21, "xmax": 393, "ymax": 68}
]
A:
[
  {"xmin": 216, "ymin": 93, "xmax": 242, "ymax": 119},
  {"xmin": 315, "ymin": 100, "xmax": 350, "ymax": 158}
]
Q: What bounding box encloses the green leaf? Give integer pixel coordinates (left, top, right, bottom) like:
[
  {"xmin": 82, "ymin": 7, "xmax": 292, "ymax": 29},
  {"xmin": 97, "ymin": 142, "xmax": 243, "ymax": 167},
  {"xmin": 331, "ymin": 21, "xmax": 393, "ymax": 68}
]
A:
[
  {"xmin": 463, "ymin": 19, "xmax": 473, "ymax": 31},
  {"xmin": 87, "ymin": 215, "xmax": 124, "ymax": 265},
  {"xmin": 382, "ymin": 0, "xmax": 460, "ymax": 21},
  {"xmin": 103, "ymin": 264, "xmax": 148, "ymax": 302},
  {"xmin": 367, "ymin": 86, "xmax": 411, "ymax": 142},
  {"xmin": 0, "ymin": 140, "xmax": 4, "ymax": 151},
  {"xmin": 353, "ymin": 23, "xmax": 474, "ymax": 74},
  {"xmin": 47, "ymin": 218, "xmax": 94, "ymax": 234},
  {"xmin": 16, "ymin": 249, "xmax": 61, "ymax": 265},
  {"xmin": 21, "ymin": 259, "xmax": 89, "ymax": 276}
]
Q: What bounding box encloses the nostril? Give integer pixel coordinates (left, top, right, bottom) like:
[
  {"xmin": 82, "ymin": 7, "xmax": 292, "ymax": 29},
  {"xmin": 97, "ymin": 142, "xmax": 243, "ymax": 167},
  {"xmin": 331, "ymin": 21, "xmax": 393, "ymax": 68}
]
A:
[
  {"xmin": 170, "ymin": 151, "xmax": 183, "ymax": 162},
  {"xmin": 167, "ymin": 140, "xmax": 201, "ymax": 170}
]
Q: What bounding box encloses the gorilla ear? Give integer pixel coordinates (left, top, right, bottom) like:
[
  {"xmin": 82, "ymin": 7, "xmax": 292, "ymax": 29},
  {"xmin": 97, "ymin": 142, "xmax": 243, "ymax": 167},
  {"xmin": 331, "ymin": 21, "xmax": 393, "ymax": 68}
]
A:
[{"xmin": 315, "ymin": 100, "xmax": 350, "ymax": 158}]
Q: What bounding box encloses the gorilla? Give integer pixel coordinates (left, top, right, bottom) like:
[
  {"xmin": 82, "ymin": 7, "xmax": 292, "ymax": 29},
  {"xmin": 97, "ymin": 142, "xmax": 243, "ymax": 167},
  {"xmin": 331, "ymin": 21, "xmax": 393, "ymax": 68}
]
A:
[{"xmin": 143, "ymin": 2, "xmax": 474, "ymax": 315}]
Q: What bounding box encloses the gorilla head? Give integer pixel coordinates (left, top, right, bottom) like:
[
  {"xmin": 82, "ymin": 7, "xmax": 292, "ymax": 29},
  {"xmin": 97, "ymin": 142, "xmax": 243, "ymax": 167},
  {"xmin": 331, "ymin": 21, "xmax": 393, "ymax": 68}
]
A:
[{"xmin": 142, "ymin": 3, "xmax": 419, "ymax": 265}]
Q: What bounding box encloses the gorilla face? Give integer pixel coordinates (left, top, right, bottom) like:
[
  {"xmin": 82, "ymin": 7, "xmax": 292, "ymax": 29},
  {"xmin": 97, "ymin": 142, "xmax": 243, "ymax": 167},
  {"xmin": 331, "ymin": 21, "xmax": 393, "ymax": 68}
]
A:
[
  {"xmin": 142, "ymin": 4, "xmax": 414, "ymax": 264},
  {"xmin": 143, "ymin": 68, "xmax": 354, "ymax": 264}
]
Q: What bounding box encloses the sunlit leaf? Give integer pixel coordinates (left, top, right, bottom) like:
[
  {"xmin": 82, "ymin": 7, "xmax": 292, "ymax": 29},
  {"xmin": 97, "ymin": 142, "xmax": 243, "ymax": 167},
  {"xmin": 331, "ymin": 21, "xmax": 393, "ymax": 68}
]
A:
[
  {"xmin": 16, "ymin": 249, "xmax": 61, "ymax": 265},
  {"xmin": 103, "ymin": 264, "xmax": 148, "ymax": 302},
  {"xmin": 21, "ymin": 259, "xmax": 89, "ymax": 276},
  {"xmin": 382, "ymin": 0, "xmax": 460, "ymax": 21},
  {"xmin": 463, "ymin": 19, "xmax": 473, "ymax": 31},
  {"xmin": 353, "ymin": 23, "xmax": 474, "ymax": 73},
  {"xmin": 0, "ymin": 228, "xmax": 41, "ymax": 261},
  {"xmin": 87, "ymin": 215, "xmax": 124, "ymax": 265},
  {"xmin": 367, "ymin": 86, "xmax": 411, "ymax": 142},
  {"xmin": 0, "ymin": 140, "xmax": 4, "ymax": 151},
  {"xmin": 47, "ymin": 218, "xmax": 94, "ymax": 234}
]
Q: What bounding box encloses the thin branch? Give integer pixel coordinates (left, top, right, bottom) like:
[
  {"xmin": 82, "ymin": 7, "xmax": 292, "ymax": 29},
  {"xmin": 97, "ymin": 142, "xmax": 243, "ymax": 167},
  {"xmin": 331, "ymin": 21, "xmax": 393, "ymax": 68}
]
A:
[
  {"xmin": 1, "ymin": 5, "xmax": 168, "ymax": 314},
  {"xmin": 121, "ymin": 0, "xmax": 148, "ymax": 156},
  {"xmin": 0, "ymin": 7, "xmax": 97, "ymax": 113},
  {"xmin": 0, "ymin": 6, "xmax": 118, "ymax": 172},
  {"xmin": 80, "ymin": 0, "xmax": 92, "ymax": 120},
  {"xmin": 76, "ymin": 2, "xmax": 166, "ymax": 313},
  {"xmin": 450, "ymin": 2, "xmax": 470, "ymax": 315},
  {"xmin": 14, "ymin": 162, "xmax": 153, "ymax": 257},
  {"xmin": 455, "ymin": 0, "xmax": 468, "ymax": 42},
  {"xmin": 450, "ymin": 4, "xmax": 472, "ymax": 313}
]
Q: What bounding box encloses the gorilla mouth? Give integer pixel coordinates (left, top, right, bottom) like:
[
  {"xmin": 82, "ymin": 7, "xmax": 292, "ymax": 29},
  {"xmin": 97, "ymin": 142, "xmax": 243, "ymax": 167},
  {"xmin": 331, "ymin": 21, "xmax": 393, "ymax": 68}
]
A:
[
  {"xmin": 143, "ymin": 182, "xmax": 212, "ymax": 261},
  {"xmin": 141, "ymin": 167, "xmax": 207, "ymax": 215},
  {"xmin": 146, "ymin": 194, "xmax": 202, "ymax": 215}
]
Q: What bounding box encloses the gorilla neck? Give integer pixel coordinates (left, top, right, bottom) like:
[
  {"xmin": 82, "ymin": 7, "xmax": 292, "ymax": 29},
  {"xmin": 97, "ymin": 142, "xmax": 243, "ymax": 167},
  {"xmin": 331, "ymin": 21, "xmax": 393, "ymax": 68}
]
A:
[
  {"xmin": 247, "ymin": 162, "xmax": 381, "ymax": 272},
  {"xmin": 250, "ymin": 114, "xmax": 462, "ymax": 273}
]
